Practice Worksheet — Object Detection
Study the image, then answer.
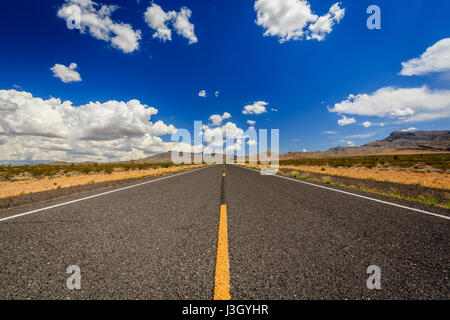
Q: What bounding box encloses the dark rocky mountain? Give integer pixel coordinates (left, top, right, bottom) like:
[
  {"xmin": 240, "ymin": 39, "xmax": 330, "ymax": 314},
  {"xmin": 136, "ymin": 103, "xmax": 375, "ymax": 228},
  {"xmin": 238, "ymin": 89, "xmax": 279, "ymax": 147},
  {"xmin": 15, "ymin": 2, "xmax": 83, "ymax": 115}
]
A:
[
  {"xmin": 364, "ymin": 131, "xmax": 450, "ymax": 151},
  {"xmin": 281, "ymin": 130, "xmax": 450, "ymax": 159}
]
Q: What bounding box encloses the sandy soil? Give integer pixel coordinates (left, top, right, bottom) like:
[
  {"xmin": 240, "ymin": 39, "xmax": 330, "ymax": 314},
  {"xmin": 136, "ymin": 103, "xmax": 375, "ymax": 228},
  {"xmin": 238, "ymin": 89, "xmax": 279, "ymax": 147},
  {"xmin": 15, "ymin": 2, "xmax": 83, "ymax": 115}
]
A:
[
  {"xmin": 245, "ymin": 164, "xmax": 450, "ymax": 190},
  {"xmin": 0, "ymin": 165, "xmax": 204, "ymax": 199}
]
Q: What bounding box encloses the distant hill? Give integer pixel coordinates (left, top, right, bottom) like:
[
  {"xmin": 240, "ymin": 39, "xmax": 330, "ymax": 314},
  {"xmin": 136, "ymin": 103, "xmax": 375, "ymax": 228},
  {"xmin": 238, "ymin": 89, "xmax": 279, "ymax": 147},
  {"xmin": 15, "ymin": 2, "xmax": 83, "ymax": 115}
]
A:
[
  {"xmin": 281, "ymin": 130, "xmax": 450, "ymax": 159},
  {"xmin": 364, "ymin": 130, "xmax": 450, "ymax": 151},
  {"xmin": 126, "ymin": 151, "xmax": 173, "ymax": 163}
]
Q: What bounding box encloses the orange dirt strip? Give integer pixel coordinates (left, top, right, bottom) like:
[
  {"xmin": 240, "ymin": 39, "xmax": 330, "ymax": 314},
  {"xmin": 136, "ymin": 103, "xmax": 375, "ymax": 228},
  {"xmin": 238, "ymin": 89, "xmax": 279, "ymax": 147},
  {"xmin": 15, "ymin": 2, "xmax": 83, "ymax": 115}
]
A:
[
  {"xmin": 279, "ymin": 165, "xmax": 450, "ymax": 190},
  {"xmin": 0, "ymin": 165, "xmax": 205, "ymax": 199}
]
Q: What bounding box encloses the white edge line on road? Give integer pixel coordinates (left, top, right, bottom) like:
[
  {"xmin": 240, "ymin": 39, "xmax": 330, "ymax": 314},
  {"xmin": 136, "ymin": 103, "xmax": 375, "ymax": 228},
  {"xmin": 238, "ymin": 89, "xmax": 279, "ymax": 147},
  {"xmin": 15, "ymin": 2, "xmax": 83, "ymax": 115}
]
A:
[
  {"xmin": 0, "ymin": 165, "xmax": 214, "ymax": 223},
  {"xmin": 241, "ymin": 166, "xmax": 450, "ymax": 221}
]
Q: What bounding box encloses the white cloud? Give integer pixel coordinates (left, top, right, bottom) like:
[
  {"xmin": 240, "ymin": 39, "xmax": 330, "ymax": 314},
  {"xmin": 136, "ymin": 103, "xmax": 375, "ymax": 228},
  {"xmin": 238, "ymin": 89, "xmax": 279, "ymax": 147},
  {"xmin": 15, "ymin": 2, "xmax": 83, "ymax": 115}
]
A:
[
  {"xmin": 168, "ymin": 142, "xmax": 203, "ymax": 153},
  {"xmin": 271, "ymin": 108, "xmax": 278, "ymax": 112},
  {"xmin": 0, "ymin": 89, "xmax": 176, "ymax": 162},
  {"xmin": 202, "ymin": 122, "xmax": 250, "ymax": 152},
  {"xmin": 168, "ymin": 120, "xmax": 255, "ymax": 155},
  {"xmin": 400, "ymin": 38, "xmax": 450, "ymax": 76},
  {"xmin": 337, "ymin": 115, "xmax": 356, "ymax": 126},
  {"xmin": 254, "ymin": 0, "xmax": 345, "ymax": 42},
  {"xmin": 173, "ymin": 7, "xmax": 198, "ymax": 44},
  {"xmin": 209, "ymin": 112, "xmax": 231, "ymax": 126},
  {"xmin": 144, "ymin": 3, "xmax": 176, "ymax": 41},
  {"xmin": 345, "ymin": 132, "xmax": 375, "ymax": 139},
  {"xmin": 144, "ymin": 3, "xmax": 197, "ymax": 44},
  {"xmin": 362, "ymin": 121, "xmax": 384, "ymax": 128},
  {"xmin": 402, "ymin": 127, "xmax": 417, "ymax": 132},
  {"xmin": 307, "ymin": 3, "xmax": 345, "ymax": 41},
  {"xmin": 51, "ymin": 63, "xmax": 82, "ymax": 83},
  {"xmin": 198, "ymin": 90, "xmax": 207, "ymax": 97},
  {"xmin": 57, "ymin": 0, "xmax": 141, "ymax": 53},
  {"xmin": 215, "ymin": 91, "xmax": 220, "ymax": 97},
  {"xmin": 329, "ymin": 86, "xmax": 450, "ymax": 122},
  {"xmin": 346, "ymin": 141, "xmax": 355, "ymax": 146},
  {"xmin": 322, "ymin": 130, "xmax": 337, "ymax": 135},
  {"xmin": 302, "ymin": 148, "xmax": 307, "ymax": 152},
  {"xmin": 242, "ymin": 101, "xmax": 268, "ymax": 115},
  {"xmin": 247, "ymin": 120, "xmax": 256, "ymax": 125}
]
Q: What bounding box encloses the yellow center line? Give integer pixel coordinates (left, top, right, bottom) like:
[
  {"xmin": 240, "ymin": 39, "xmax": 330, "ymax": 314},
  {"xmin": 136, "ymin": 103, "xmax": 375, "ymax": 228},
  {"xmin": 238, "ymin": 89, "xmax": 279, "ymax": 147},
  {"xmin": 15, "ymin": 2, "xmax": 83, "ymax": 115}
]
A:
[{"xmin": 214, "ymin": 204, "xmax": 230, "ymax": 300}]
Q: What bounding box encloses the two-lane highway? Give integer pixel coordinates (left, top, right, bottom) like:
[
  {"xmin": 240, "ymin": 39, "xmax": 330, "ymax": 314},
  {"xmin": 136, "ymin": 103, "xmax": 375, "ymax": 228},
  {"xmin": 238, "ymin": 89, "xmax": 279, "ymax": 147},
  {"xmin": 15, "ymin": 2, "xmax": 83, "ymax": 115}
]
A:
[{"xmin": 0, "ymin": 164, "xmax": 449, "ymax": 299}]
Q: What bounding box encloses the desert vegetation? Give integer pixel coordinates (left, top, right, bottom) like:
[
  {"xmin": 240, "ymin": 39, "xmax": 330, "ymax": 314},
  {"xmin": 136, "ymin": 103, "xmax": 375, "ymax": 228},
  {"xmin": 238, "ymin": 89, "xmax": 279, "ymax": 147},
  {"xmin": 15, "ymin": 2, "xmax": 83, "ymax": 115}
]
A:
[
  {"xmin": 278, "ymin": 169, "xmax": 449, "ymax": 209},
  {"xmin": 0, "ymin": 162, "xmax": 176, "ymax": 182},
  {"xmin": 240, "ymin": 153, "xmax": 450, "ymax": 208},
  {"xmin": 0, "ymin": 162, "xmax": 204, "ymax": 199},
  {"xmin": 279, "ymin": 153, "xmax": 450, "ymax": 171}
]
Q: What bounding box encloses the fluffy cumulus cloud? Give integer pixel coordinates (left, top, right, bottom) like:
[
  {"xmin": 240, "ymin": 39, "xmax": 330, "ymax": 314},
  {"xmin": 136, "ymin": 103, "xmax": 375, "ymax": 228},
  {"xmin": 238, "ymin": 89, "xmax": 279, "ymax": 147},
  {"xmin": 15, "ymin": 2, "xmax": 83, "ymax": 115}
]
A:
[
  {"xmin": 209, "ymin": 112, "xmax": 231, "ymax": 126},
  {"xmin": 242, "ymin": 101, "xmax": 268, "ymax": 115},
  {"xmin": 198, "ymin": 90, "xmax": 207, "ymax": 97},
  {"xmin": 254, "ymin": 0, "xmax": 345, "ymax": 42},
  {"xmin": 307, "ymin": 3, "xmax": 345, "ymax": 41},
  {"xmin": 400, "ymin": 38, "xmax": 450, "ymax": 76},
  {"xmin": 247, "ymin": 120, "xmax": 256, "ymax": 125},
  {"xmin": 337, "ymin": 115, "xmax": 356, "ymax": 126},
  {"xmin": 329, "ymin": 86, "xmax": 450, "ymax": 122},
  {"xmin": 57, "ymin": 0, "xmax": 141, "ymax": 53},
  {"xmin": 171, "ymin": 119, "xmax": 254, "ymax": 155},
  {"xmin": 144, "ymin": 3, "xmax": 197, "ymax": 44},
  {"xmin": 172, "ymin": 7, "xmax": 198, "ymax": 44},
  {"xmin": 202, "ymin": 122, "xmax": 249, "ymax": 153},
  {"xmin": 0, "ymin": 90, "xmax": 176, "ymax": 162},
  {"xmin": 51, "ymin": 63, "xmax": 82, "ymax": 83},
  {"xmin": 144, "ymin": 3, "xmax": 176, "ymax": 41}
]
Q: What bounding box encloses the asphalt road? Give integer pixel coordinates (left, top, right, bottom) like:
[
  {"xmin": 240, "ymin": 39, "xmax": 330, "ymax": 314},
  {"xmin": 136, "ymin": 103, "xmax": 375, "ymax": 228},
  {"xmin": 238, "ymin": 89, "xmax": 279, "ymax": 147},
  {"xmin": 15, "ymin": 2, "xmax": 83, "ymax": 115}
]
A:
[{"xmin": 0, "ymin": 164, "xmax": 449, "ymax": 299}]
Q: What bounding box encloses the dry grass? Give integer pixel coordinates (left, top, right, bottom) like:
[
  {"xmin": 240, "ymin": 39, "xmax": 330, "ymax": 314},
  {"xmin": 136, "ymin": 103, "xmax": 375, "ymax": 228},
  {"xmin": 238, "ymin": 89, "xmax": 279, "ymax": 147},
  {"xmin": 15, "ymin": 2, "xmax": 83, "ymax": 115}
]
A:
[
  {"xmin": 0, "ymin": 165, "xmax": 205, "ymax": 199},
  {"xmin": 279, "ymin": 165, "xmax": 450, "ymax": 190},
  {"xmin": 240, "ymin": 163, "xmax": 450, "ymax": 190}
]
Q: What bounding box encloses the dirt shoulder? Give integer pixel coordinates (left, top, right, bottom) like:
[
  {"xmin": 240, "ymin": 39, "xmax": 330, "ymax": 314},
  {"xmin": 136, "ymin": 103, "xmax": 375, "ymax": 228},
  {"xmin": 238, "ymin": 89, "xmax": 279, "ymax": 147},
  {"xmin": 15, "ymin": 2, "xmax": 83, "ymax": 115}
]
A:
[
  {"xmin": 241, "ymin": 164, "xmax": 450, "ymax": 209},
  {"xmin": 279, "ymin": 165, "xmax": 450, "ymax": 190},
  {"xmin": 0, "ymin": 165, "xmax": 205, "ymax": 210}
]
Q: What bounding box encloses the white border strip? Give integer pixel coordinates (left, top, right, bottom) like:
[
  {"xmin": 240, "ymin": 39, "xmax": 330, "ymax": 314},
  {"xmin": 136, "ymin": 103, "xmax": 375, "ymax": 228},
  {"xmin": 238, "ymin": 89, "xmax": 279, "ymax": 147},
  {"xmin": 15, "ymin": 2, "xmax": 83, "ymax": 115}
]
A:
[
  {"xmin": 241, "ymin": 166, "xmax": 450, "ymax": 221},
  {"xmin": 0, "ymin": 166, "xmax": 213, "ymax": 223}
]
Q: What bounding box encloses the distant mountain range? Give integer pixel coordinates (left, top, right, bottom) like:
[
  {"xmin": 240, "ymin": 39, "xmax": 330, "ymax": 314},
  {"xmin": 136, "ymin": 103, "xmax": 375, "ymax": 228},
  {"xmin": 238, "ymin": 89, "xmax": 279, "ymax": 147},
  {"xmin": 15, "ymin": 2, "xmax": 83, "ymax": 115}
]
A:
[
  {"xmin": 282, "ymin": 130, "xmax": 450, "ymax": 159},
  {"xmin": 135, "ymin": 130, "xmax": 450, "ymax": 163},
  {"xmin": 10, "ymin": 130, "xmax": 446, "ymax": 166}
]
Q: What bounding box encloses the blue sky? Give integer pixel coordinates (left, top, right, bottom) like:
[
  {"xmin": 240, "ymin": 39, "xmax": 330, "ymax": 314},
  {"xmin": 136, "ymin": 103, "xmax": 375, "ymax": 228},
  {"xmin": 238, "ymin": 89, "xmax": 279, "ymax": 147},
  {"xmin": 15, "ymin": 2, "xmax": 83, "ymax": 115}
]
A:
[{"xmin": 0, "ymin": 0, "xmax": 449, "ymax": 161}]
